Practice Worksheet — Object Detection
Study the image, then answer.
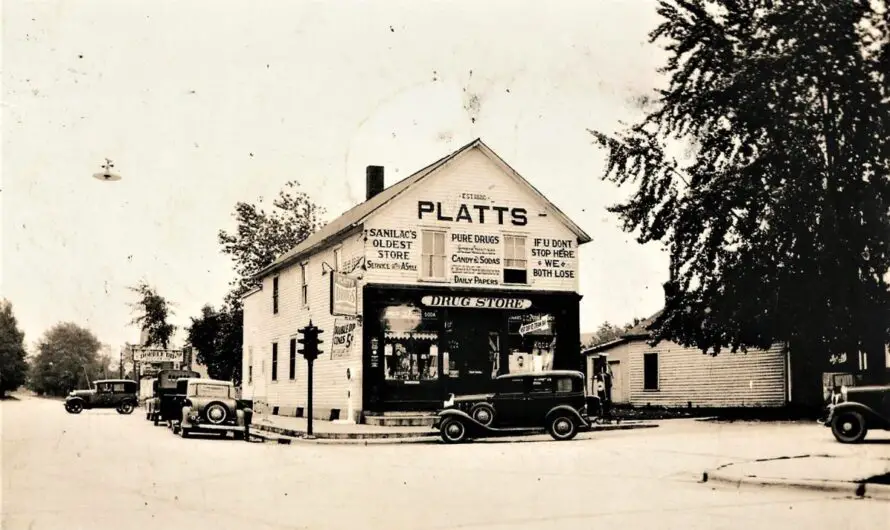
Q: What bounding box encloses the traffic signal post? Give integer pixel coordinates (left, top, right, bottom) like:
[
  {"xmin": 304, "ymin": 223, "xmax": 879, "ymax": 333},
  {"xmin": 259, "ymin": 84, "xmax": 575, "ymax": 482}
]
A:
[{"xmin": 297, "ymin": 321, "xmax": 324, "ymax": 438}]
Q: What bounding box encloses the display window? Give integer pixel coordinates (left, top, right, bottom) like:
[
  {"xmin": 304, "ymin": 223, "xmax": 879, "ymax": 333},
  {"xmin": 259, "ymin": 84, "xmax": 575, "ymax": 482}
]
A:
[
  {"xmin": 380, "ymin": 304, "xmax": 440, "ymax": 382},
  {"xmin": 507, "ymin": 312, "xmax": 556, "ymax": 374}
]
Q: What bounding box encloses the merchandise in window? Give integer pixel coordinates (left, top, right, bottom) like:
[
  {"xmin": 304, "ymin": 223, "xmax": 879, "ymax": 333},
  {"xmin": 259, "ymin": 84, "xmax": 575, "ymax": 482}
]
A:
[
  {"xmin": 507, "ymin": 313, "xmax": 556, "ymax": 374},
  {"xmin": 380, "ymin": 304, "xmax": 440, "ymax": 382}
]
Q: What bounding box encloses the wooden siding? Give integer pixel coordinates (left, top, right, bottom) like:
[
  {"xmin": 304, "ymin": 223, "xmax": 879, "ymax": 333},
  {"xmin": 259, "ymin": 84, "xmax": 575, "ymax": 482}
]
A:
[
  {"xmin": 596, "ymin": 339, "xmax": 787, "ymax": 408},
  {"xmin": 241, "ymin": 231, "xmax": 366, "ymax": 421}
]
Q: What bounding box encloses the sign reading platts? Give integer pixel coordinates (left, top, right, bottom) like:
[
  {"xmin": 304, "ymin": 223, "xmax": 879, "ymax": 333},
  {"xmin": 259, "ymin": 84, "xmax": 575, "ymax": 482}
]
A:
[
  {"xmin": 421, "ymin": 296, "xmax": 532, "ymax": 310},
  {"xmin": 132, "ymin": 348, "xmax": 183, "ymax": 363},
  {"xmin": 330, "ymin": 272, "xmax": 358, "ymax": 316}
]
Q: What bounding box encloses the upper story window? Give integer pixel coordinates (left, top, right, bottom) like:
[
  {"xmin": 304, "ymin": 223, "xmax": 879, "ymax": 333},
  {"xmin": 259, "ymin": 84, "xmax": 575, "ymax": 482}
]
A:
[
  {"xmin": 272, "ymin": 276, "xmax": 280, "ymax": 314},
  {"xmin": 333, "ymin": 247, "xmax": 342, "ymax": 272},
  {"xmin": 421, "ymin": 230, "xmax": 446, "ymax": 279},
  {"xmin": 503, "ymin": 235, "xmax": 527, "ymax": 284},
  {"xmin": 300, "ymin": 263, "xmax": 308, "ymax": 306}
]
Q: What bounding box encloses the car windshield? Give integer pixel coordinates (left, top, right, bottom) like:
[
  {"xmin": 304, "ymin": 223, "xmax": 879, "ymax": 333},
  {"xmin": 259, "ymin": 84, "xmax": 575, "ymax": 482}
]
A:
[{"xmin": 192, "ymin": 384, "xmax": 231, "ymax": 398}]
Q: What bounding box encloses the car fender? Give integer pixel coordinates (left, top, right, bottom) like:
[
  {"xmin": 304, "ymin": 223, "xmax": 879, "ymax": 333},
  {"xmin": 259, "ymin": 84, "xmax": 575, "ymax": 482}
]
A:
[
  {"xmin": 435, "ymin": 409, "xmax": 494, "ymax": 435},
  {"xmin": 546, "ymin": 405, "xmax": 590, "ymax": 429},
  {"xmin": 830, "ymin": 402, "xmax": 890, "ymax": 429},
  {"xmin": 181, "ymin": 406, "xmax": 193, "ymax": 428}
]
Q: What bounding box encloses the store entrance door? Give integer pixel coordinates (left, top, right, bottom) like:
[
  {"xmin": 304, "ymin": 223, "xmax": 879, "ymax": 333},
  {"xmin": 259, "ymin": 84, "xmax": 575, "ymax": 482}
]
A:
[{"xmin": 443, "ymin": 310, "xmax": 499, "ymax": 397}]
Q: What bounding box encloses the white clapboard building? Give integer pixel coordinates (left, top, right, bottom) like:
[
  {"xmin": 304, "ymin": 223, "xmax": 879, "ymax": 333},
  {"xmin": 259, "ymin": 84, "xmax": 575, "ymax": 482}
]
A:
[{"xmin": 241, "ymin": 139, "xmax": 591, "ymax": 423}]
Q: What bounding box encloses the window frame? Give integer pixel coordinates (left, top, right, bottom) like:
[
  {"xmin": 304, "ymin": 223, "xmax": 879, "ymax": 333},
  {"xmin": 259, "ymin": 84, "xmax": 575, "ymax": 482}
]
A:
[
  {"xmin": 503, "ymin": 234, "xmax": 528, "ymax": 284},
  {"xmin": 272, "ymin": 276, "xmax": 280, "ymax": 314},
  {"xmin": 271, "ymin": 342, "xmax": 279, "ymax": 382},
  {"xmin": 643, "ymin": 352, "xmax": 659, "ymax": 391},
  {"xmin": 289, "ymin": 338, "xmax": 297, "ymax": 380},
  {"xmin": 300, "ymin": 262, "xmax": 309, "ymax": 306},
  {"xmin": 333, "ymin": 247, "xmax": 342, "ymax": 272},
  {"xmin": 420, "ymin": 229, "xmax": 447, "ymax": 281}
]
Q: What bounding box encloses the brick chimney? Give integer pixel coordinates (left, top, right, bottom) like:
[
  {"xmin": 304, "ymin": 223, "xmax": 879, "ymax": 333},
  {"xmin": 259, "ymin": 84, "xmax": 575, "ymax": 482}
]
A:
[{"xmin": 366, "ymin": 165, "xmax": 384, "ymax": 201}]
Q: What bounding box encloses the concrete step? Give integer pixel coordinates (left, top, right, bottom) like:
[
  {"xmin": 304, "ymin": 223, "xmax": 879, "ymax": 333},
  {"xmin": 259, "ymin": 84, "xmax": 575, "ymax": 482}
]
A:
[{"xmin": 364, "ymin": 415, "xmax": 437, "ymax": 427}]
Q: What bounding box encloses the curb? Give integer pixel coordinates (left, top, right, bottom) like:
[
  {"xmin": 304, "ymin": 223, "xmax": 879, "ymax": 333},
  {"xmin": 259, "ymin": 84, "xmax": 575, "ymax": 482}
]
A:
[
  {"xmin": 250, "ymin": 421, "xmax": 659, "ymax": 445},
  {"xmin": 702, "ymin": 469, "xmax": 890, "ymax": 501}
]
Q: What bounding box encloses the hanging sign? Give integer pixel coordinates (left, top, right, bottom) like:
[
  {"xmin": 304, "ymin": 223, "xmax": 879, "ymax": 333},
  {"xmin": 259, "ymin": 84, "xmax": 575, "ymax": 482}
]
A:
[
  {"xmin": 519, "ymin": 316, "xmax": 552, "ymax": 336},
  {"xmin": 331, "ymin": 318, "xmax": 358, "ymax": 360},
  {"xmin": 330, "ymin": 272, "xmax": 358, "ymax": 316},
  {"xmin": 421, "ymin": 296, "xmax": 531, "ymax": 310},
  {"xmin": 132, "ymin": 348, "xmax": 183, "ymax": 363}
]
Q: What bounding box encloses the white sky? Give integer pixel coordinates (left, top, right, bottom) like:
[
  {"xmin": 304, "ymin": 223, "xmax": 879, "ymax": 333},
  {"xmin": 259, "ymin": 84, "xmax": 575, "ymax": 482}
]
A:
[{"xmin": 3, "ymin": 0, "xmax": 669, "ymax": 351}]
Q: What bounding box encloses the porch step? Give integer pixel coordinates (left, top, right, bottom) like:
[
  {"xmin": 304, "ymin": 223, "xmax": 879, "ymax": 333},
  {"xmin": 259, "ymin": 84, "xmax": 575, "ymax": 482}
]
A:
[{"xmin": 364, "ymin": 413, "xmax": 437, "ymax": 427}]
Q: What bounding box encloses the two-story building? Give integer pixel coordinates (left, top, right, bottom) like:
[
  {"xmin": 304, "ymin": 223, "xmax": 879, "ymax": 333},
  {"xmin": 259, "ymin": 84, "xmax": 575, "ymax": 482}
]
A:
[{"xmin": 241, "ymin": 139, "xmax": 591, "ymax": 422}]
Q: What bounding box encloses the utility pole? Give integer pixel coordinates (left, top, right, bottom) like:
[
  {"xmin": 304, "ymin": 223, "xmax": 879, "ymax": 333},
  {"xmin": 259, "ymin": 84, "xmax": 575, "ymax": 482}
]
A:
[{"xmin": 297, "ymin": 320, "xmax": 324, "ymax": 438}]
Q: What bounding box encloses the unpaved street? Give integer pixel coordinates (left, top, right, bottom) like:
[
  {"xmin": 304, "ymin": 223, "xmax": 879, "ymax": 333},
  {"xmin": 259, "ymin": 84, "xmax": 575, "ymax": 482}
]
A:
[{"xmin": 3, "ymin": 396, "xmax": 888, "ymax": 529}]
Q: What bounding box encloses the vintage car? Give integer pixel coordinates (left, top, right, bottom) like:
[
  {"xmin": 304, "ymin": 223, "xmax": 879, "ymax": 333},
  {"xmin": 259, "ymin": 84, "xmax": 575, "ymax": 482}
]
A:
[
  {"xmin": 433, "ymin": 370, "xmax": 598, "ymax": 443},
  {"xmin": 145, "ymin": 369, "xmax": 199, "ymax": 425},
  {"xmin": 169, "ymin": 378, "xmax": 252, "ymax": 440},
  {"xmin": 64, "ymin": 379, "xmax": 139, "ymax": 415},
  {"xmin": 823, "ymin": 384, "xmax": 890, "ymax": 443}
]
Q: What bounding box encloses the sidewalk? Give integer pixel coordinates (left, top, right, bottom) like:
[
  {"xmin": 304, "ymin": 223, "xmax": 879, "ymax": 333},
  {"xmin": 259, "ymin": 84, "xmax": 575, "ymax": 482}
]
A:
[
  {"xmin": 250, "ymin": 413, "xmax": 659, "ymax": 444},
  {"xmin": 704, "ymin": 454, "xmax": 890, "ymax": 500}
]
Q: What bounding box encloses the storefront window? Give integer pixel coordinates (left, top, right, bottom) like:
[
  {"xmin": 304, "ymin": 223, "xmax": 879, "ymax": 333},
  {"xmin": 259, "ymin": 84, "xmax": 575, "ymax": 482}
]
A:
[
  {"xmin": 380, "ymin": 304, "xmax": 440, "ymax": 382},
  {"xmin": 507, "ymin": 313, "xmax": 556, "ymax": 374}
]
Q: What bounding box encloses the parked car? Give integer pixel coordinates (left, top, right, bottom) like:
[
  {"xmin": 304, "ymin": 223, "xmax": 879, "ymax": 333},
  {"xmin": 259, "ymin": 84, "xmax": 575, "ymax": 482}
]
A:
[
  {"xmin": 169, "ymin": 378, "xmax": 252, "ymax": 440},
  {"xmin": 145, "ymin": 369, "xmax": 199, "ymax": 425},
  {"xmin": 433, "ymin": 370, "xmax": 598, "ymax": 443},
  {"xmin": 823, "ymin": 384, "xmax": 890, "ymax": 443},
  {"xmin": 64, "ymin": 379, "xmax": 139, "ymax": 415}
]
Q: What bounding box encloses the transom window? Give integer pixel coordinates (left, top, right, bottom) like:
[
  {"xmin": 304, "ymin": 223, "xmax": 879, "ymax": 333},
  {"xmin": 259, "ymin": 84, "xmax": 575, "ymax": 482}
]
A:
[
  {"xmin": 503, "ymin": 235, "xmax": 527, "ymax": 284},
  {"xmin": 421, "ymin": 230, "xmax": 446, "ymax": 279}
]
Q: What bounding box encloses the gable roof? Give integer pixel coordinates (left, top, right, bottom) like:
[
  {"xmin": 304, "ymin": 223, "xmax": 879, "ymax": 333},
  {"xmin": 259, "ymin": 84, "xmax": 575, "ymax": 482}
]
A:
[{"xmin": 254, "ymin": 138, "xmax": 592, "ymax": 280}]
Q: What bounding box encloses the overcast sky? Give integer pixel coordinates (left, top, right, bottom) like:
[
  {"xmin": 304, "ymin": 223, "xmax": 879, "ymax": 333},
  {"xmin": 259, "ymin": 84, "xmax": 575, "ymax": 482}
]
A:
[{"xmin": 3, "ymin": 0, "xmax": 669, "ymax": 352}]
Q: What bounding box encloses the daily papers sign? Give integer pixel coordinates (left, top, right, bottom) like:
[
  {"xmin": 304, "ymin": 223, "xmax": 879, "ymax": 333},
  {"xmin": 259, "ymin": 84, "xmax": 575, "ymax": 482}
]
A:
[{"xmin": 132, "ymin": 348, "xmax": 183, "ymax": 363}]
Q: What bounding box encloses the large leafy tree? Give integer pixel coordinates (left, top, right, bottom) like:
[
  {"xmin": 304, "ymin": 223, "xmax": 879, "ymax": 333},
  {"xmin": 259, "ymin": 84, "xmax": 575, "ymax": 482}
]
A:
[
  {"xmin": 188, "ymin": 182, "xmax": 324, "ymax": 383},
  {"xmin": 128, "ymin": 281, "xmax": 176, "ymax": 348},
  {"xmin": 591, "ymin": 1, "xmax": 890, "ymax": 378},
  {"xmin": 187, "ymin": 304, "xmax": 243, "ymax": 382},
  {"xmin": 0, "ymin": 300, "xmax": 29, "ymax": 396},
  {"xmin": 28, "ymin": 323, "xmax": 105, "ymax": 396},
  {"xmin": 218, "ymin": 181, "xmax": 326, "ymax": 297}
]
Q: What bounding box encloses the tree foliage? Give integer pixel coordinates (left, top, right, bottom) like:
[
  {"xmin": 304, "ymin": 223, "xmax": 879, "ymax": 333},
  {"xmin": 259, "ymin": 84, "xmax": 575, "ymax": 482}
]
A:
[
  {"xmin": 0, "ymin": 300, "xmax": 29, "ymax": 396},
  {"xmin": 128, "ymin": 281, "xmax": 176, "ymax": 348},
  {"xmin": 187, "ymin": 304, "xmax": 243, "ymax": 383},
  {"xmin": 28, "ymin": 323, "xmax": 105, "ymax": 396},
  {"xmin": 218, "ymin": 181, "xmax": 326, "ymax": 296},
  {"xmin": 582, "ymin": 319, "xmax": 644, "ymax": 348},
  {"xmin": 188, "ymin": 181, "xmax": 324, "ymax": 384},
  {"xmin": 591, "ymin": 1, "xmax": 890, "ymax": 370}
]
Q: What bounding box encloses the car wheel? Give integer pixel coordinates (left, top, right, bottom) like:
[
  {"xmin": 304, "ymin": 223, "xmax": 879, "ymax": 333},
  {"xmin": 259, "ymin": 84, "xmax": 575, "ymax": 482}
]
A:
[
  {"xmin": 205, "ymin": 402, "xmax": 229, "ymax": 425},
  {"xmin": 179, "ymin": 427, "xmax": 189, "ymax": 438},
  {"xmin": 153, "ymin": 416, "xmax": 160, "ymax": 426},
  {"xmin": 67, "ymin": 402, "xmax": 83, "ymax": 414},
  {"xmin": 234, "ymin": 431, "xmax": 245, "ymax": 441},
  {"xmin": 470, "ymin": 404, "xmax": 496, "ymax": 427},
  {"xmin": 117, "ymin": 401, "xmax": 135, "ymax": 415},
  {"xmin": 440, "ymin": 418, "xmax": 468, "ymax": 444},
  {"xmin": 831, "ymin": 411, "xmax": 868, "ymax": 443},
  {"xmin": 548, "ymin": 415, "xmax": 578, "ymax": 441}
]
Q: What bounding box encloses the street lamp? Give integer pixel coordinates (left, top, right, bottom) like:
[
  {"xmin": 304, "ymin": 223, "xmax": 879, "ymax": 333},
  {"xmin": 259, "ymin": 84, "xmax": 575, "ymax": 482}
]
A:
[{"xmin": 92, "ymin": 158, "xmax": 122, "ymax": 182}]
